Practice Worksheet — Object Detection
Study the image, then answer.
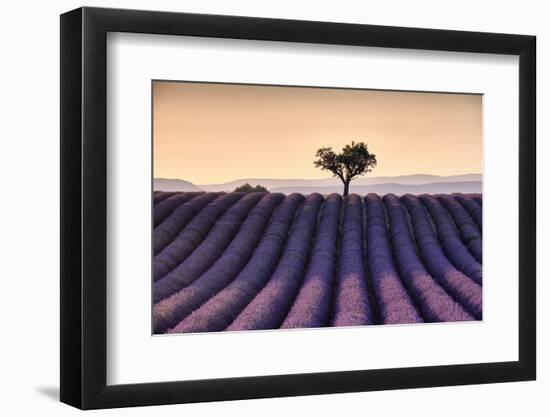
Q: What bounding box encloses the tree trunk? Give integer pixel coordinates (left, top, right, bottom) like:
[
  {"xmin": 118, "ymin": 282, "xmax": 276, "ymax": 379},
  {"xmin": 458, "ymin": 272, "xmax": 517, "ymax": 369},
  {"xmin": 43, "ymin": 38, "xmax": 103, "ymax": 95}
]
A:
[{"xmin": 343, "ymin": 180, "xmax": 350, "ymax": 197}]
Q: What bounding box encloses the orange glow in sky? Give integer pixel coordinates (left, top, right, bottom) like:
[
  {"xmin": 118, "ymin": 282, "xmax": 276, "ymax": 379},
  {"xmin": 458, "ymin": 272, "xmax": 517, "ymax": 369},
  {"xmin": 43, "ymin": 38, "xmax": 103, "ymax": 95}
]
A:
[{"xmin": 153, "ymin": 81, "xmax": 482, "ymax": 184}]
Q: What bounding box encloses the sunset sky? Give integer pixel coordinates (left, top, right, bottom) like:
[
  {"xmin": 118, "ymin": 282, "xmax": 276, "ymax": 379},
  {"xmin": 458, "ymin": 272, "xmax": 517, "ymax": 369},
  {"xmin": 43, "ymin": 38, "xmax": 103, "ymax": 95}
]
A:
[{"xmin": 153, "ymin": 81, "xmax": 482, "ymax": 185}]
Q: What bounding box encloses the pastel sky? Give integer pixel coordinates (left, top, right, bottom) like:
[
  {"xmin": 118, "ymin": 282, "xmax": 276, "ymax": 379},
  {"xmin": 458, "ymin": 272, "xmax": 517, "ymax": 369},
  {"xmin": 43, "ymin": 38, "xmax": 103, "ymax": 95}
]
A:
[{"xmin": 153, "ymin": 81, "xmax": 482, "ymax": 185}]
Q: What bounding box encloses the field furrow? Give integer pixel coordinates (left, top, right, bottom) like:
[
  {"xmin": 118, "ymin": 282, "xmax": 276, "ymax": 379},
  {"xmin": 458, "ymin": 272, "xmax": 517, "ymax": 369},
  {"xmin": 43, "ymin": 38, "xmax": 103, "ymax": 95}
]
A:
[
  {"xmin": 152, "ymin": 191, "xmax": 483, "ymax": 333},
  {"xmin": 227, "ymin": 193, "xmax": 324, "ymax": 331}
]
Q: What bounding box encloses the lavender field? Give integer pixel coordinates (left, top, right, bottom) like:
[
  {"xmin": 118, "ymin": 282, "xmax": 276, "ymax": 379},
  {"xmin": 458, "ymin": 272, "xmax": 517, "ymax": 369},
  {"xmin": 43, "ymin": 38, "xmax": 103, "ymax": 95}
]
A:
[{"xmin": 152, "ymin": 191, "xmax": 482, "ymax": 334}]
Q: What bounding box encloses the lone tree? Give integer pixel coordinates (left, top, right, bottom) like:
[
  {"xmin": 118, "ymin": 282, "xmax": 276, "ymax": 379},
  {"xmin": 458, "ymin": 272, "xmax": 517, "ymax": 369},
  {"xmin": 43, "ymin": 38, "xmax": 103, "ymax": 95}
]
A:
[{"xmin": 314, "ymin": 141, "xmax": 377, "ymax": 197}]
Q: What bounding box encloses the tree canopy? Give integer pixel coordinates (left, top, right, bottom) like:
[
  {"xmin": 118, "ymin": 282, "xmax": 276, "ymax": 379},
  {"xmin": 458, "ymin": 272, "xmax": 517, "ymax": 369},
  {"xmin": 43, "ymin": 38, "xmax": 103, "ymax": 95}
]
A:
[
  {"xmin": 314, "ymin": 141, "xmax": 377, "ymax": 196},
  {"xmin": 234, "ymin": 183, "xmax": 268, "ymax": 193}
]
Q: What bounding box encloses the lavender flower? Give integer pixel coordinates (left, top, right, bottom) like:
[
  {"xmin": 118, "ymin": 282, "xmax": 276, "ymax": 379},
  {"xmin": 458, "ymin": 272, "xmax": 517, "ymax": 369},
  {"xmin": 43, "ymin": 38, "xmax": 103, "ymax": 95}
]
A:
[
  {"xmin": 227, "ymin": 193, "xmax": 324, "ymax": 331},
  {"xmin": 420, "ymin": 194, "xmax": 482, "ymax": 283},
  {"xmin": 401, "ymin": 194, "xmax": 482, "ymax": 319},
  {"xmin": 365, "ymin": 194, "xmax": 423, "ymax": 324},
  {"xmin": 166, "ymin": 194, "xmax": 304, "ymax": 334},
  {"xmin": 383, "ymin": 194, "xmax": 474, "ymax": 322},
  {"xmin": 154, "ymin": 193, "xmax": 264, "ymax": 302},
  {"xmin": 281, "ymin": 194, "xmax": 343, "ymax": 328},
  {"xmin": 331, "ymin": 194, "xmax": 374, "ymax": 327}
]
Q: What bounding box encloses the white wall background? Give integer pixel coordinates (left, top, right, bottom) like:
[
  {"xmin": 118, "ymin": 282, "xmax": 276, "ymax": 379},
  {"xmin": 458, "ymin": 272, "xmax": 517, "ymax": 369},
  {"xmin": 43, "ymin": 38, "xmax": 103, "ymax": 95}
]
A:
[{"xmin": 0, "ymin": 0, "xmax": 545, "ymax": 415}]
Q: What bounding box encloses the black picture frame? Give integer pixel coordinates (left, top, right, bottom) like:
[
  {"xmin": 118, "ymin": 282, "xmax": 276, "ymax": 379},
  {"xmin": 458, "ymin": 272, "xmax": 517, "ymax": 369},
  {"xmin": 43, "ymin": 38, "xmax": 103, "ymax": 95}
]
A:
[{"xmin": 60, "ymin": 6, "xmax": 536, "ymax": 410}]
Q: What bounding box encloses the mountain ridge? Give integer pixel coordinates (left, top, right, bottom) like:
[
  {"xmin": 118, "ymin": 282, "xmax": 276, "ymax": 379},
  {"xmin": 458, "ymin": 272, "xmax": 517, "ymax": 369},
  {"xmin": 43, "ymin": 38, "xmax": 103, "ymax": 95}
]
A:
[
  {"xmin": 154, "ymin": 174, "xmax": 482, "ymax": 195},
  {"xmin": 270, "ymin": 181, "xmax": 481, "ymax": 196}
]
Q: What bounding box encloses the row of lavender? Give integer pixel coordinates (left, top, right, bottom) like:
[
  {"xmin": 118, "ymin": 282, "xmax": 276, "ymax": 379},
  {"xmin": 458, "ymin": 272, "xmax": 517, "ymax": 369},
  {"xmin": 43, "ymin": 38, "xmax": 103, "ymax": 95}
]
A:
[{"xmin": 152, "ymin": 190, "xmax": 483, "ymax": 334}]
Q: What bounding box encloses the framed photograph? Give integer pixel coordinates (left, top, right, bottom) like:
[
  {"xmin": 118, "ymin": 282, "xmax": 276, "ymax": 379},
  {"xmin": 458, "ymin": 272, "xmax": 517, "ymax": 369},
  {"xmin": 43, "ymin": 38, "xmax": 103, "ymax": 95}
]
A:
[{"xmin": 60, "ymin": 6, "xmax": 536, "ymax": 409}]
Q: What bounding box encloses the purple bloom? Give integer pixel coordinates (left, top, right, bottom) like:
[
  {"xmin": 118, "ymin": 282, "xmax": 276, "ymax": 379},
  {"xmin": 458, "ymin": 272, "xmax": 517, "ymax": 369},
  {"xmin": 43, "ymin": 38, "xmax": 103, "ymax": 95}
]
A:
[
  {"xmin": 365, "ymin": 194, "xmax": 423, "ymax": 324},
  {"xmin": 152, "ymin": 190, "xmax": 482, "ymax": 332},
  {"xmin": 153, "ymin": 192, "xmax": 222, "ymax": 256},
  {"xmin": 153, "ymin": 192, "xmax": 242, "ymax": 276},
  {"xmin": 167, "ymin": 194, "xmax": 304, "ymax": 334},
  {"xmin": 281, "ymin": 194, "xmax": 343, "ymax": 329},
  {"xmin": 153, "ymin": 192, "xmax": 203, "ymax": 227},
  {"xmin": 153, "ymin": 193, "xmax": 286, "ymax": 333},
  {"xmin": 439, "ymin": 194, "xmax": 483, "ymax": 263},
  {"xmin": 227, "ymin": 193, "xmax": 324, "ymax": 331},
  {"xmin": 420, "ymin": 194, "xmax": 482, "ymax": 283},
  {"xmin": 331, "ymin": 194, "xmax": 374, "ymax": 327},
  {"xmin": 383, "ymin": 194, "xmax": 474, "ymax": 322},
  {"xmin": 462, "ymin": 193, "xmax": 482, "ymax": 206},
  {"xmin": 153, "ymin": 191, "xmax": 177, "ymax": 205},
  {"xmin": 154, "ymin": 193, "xmax": 264, "ymax": 302},
  {"xmin": 401, "ymin": 194, "xmax": 482, "ymax": 319},
  {"xmin": 454, "ymin": 194, "xmax": 483, "ymax": 232}
]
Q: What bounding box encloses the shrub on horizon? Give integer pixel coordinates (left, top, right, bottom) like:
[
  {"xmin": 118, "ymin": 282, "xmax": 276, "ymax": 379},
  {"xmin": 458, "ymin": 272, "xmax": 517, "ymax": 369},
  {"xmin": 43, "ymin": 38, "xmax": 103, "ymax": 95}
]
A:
[{"xmin": 234, "ymin": 183, "xmax": 268, "ymax": 193}]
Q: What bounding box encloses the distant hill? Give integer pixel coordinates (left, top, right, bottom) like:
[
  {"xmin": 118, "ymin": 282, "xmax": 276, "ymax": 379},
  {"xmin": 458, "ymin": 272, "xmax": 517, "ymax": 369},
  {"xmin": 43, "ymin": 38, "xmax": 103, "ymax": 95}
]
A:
[
  {"xmin": 154, "ymin": 178, "xmax": 202, "ymax": 192},
  {"xmin": 153, "ymin": 174, "xmax": 482, "ymax": 195},
  {"xmin": 198, "ymin": 174, "xmax": 482, "ymax": 192},
  {"xmin": 271, "ymin": 181, "xmax": 482, "ymax": 196}
]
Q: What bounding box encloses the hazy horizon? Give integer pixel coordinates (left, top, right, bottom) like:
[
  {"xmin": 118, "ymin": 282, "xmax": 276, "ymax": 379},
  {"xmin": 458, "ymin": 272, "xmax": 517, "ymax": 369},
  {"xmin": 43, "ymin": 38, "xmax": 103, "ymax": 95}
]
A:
[
  {"xmin": 153, "ymin": 81, "xmax": 482, "ymax": 184},
  {"xmin": 154, "ymin": 172, "xmax": 482, "ymax": 185}
]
